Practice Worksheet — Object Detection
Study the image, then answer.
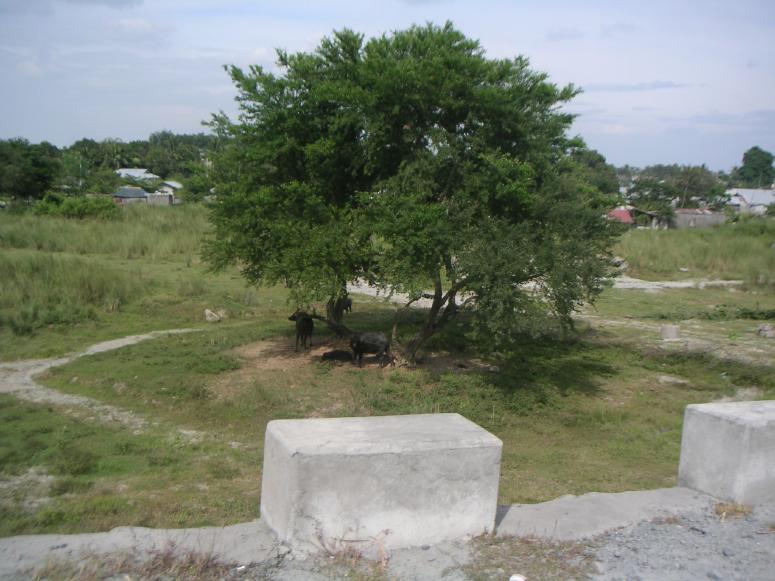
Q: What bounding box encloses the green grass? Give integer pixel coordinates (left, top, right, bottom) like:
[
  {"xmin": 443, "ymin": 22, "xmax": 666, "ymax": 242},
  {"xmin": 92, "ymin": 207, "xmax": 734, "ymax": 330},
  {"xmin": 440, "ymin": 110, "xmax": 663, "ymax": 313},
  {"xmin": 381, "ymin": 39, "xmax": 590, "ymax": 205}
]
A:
[
  {"xmin": 616, "ymin": 217, "xmax": 775, "ymax": 286},
  {"xmin": 0, "ymin": 204, "xmax": 209, "ymax": 260},
  {"xmin": 0, "ymin": 394, "xmax": 260, "ymax": 536}
]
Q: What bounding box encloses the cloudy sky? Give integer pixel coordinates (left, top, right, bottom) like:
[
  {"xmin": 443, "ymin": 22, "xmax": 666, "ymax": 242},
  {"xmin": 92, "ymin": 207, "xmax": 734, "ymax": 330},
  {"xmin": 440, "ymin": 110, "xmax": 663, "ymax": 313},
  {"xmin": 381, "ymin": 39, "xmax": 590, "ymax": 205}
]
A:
[{"xmin": 1, "ymin": 0, "xmax": 773, "ymax": 170}]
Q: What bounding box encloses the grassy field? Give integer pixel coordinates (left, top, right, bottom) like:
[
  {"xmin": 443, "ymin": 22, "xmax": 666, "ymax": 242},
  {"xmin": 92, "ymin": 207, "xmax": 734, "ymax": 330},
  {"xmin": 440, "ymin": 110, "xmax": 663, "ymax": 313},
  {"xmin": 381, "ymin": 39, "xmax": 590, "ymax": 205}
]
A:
[
  {"xmin": 1, "ymin": 207, "xmax": 773, "ymax": 536},
  {"xmin": 615, "ymin": 218, "xmax": 775, "ymax": 286}
]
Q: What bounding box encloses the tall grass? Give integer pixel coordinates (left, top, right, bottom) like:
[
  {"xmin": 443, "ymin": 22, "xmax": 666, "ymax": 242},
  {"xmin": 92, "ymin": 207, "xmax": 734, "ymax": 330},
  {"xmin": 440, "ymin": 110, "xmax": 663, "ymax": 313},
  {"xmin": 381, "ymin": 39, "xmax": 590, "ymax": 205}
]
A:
[
  {"xmin": 0, "ymin": 204, "xmax": 210, "ymax": 261},
  {"xmin": 616, "ymin": 218, "xmax": 775, "ymax": 287},
  {"xmin": 0, "ymin": 252, "xmax": 149, "ymax": 335}
]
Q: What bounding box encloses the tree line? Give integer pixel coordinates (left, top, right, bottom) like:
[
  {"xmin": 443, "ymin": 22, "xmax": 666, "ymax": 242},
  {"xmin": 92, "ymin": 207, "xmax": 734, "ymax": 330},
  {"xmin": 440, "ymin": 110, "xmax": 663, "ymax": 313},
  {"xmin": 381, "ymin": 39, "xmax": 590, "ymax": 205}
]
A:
[{"xmin": 0, "ymin": 131, "xmax": 224, "ymax": 200}]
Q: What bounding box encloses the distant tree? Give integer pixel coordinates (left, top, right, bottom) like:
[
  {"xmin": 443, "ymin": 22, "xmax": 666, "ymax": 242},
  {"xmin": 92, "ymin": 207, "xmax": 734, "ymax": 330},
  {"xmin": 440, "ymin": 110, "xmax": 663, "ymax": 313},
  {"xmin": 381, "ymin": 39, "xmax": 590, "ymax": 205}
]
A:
[
  {"xmin": 86, "ymin": 167, "xmax": 120, "ymax": 194},
  {"xmin": 0, "ymin": 139, "xmax": 61, "ymax": 200},
  {"xmin": 569, "ymin": 145, "xmax": 619, "ymax": 196},
  {"xmin": 673, "ymin": 165, "xmax": 726, "ymax": 209},
  {"xmin": 732, "ymin": 146, "xmax": 775, "ymax": 188},
  {"xmin": 206, "ymin": 23, "xmax": 620, "ymax": 362},
  {"xmin": 627, "ymin": 178, "xmax": 676, "ymax": 219}
]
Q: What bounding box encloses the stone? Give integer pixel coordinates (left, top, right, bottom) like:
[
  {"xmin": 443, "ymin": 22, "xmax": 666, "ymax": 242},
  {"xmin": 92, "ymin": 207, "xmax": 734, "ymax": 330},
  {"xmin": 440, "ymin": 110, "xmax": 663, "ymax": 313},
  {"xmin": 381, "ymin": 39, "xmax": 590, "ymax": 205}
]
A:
[
  {"xmin": 260, "ymin": 413, "xmax": 502, "ymax": 552},
  {"xmin": 204, "ymin": 309, "xmax": 221, "ymax": 323},
  {"xmin": 756, "ymin": 323, "xmax": 774, "ymax": 338},
  {"xmin": 660, "ymin": 324, "xmax": 681, "ymax": 341},
  {"xmin": 678, "ymin": 401, "xmax": 775, "ymax": 504}
]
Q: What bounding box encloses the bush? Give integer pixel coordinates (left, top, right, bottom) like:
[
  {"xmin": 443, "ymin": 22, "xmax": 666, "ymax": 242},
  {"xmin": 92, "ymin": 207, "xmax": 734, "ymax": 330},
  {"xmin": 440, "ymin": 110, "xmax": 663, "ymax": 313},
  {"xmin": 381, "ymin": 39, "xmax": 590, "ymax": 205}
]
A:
[{"xmin": 33, "ymin": 195, "xmax": 119, "ymax": 220}]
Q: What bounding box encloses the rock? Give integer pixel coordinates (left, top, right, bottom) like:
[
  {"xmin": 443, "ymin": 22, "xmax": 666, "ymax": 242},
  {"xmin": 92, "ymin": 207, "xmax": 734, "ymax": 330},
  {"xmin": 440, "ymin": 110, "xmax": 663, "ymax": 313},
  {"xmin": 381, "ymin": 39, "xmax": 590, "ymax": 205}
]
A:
[
  {"xmin": 204, "ymin": 309, "xmax": 221, "ymax": 323},
  {"xmin": 679, "ymin": 267, "xmax": 690, "ymax": 272},
  {"xmin": 612, "ymin": 256, "xmax": 629, "ymax": 272},
  {"xmin": 756, "ymin": 323, "xmax": 774, "ymax": 338},
  {"xmin": 658, "ymin": 374, "xmax": 689, "ymax": 385},
  {"xmin": 722, "ymin": 547, "xmax": 734, "ymax": 557},
  {"xmin": 660, "ymin": 324, "xmax": 681, "ymax": 341},
  {"xmin": 112, "ymin": 382, "xmax": 127, "ymax": 394},
  {"xmin": 707, "ymin": 571, "xmax": 722, "ymax": 580},
  {"xmin": 215, "ymin": 308, "xmax": 228, "ymax": 319}
]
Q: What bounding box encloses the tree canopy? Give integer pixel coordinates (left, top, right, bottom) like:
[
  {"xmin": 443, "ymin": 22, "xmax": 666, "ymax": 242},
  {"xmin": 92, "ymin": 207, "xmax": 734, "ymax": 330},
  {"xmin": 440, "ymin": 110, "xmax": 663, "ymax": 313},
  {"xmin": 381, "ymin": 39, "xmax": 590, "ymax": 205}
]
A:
[
  {"xmin": 205, "ymin": 23, "xmax": 622, "ymax": 360},
  {"xmin": 732, "ymin": 146, "xmax": 774, "ymax": 188}
]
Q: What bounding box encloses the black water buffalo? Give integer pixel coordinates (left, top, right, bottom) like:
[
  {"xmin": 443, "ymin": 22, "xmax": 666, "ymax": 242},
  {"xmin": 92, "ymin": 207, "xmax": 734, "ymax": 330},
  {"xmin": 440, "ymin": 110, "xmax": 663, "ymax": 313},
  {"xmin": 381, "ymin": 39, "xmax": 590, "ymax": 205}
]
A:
[
  {"xmin": 288, "ymin": 312, "xmax": 314, "ymax": 351},
  {"xmin": 350, "ymin": 332, "xmax": 393, "ymax": 367}
]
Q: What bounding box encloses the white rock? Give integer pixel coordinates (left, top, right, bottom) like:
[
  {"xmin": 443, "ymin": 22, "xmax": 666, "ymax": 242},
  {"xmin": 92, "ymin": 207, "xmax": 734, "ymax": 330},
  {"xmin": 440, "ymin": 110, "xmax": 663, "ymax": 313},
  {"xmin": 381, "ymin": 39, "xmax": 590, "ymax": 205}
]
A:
[{"xmin": 204, "ymin": 309, "xmax": 221, "ymax": 323}]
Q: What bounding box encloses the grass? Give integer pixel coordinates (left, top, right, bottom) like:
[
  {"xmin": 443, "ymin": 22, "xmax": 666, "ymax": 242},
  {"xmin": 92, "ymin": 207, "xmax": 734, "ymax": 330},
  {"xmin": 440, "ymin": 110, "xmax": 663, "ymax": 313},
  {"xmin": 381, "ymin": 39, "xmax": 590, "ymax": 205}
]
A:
[
  {"xmin": 616, "ymin": 217, "xmax": 775, "ymax": 286},
  {"xmin": 463, "ymin": 535, "xmax": 597, "ymax": 581},
  {"xmin": 31, "ymin": 544, "xmax": 233, "ymax": 581},
  {"xmin": 1, "ymin": 205, "xmax": 773, "ymax": 538},
  {"xmin": 0, "ymin": 394, "xmax": 261, "ymax": 536}
]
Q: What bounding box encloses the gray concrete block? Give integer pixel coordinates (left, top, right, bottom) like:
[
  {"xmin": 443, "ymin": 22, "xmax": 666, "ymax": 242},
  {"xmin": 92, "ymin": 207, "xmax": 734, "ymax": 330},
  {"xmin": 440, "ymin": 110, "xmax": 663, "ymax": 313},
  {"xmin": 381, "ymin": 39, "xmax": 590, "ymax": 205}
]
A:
[
  {"xmin": 678, "ymin": 400, "xmax": 775, "ymax": 504},
  {"xmin": 260, "ymin": 413, "xmax": 502, "ymax": 552}
]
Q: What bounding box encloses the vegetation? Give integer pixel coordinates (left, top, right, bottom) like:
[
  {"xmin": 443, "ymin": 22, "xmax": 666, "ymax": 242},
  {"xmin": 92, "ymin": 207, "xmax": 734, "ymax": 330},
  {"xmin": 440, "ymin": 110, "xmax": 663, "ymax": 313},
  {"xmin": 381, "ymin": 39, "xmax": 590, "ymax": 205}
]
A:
[
  {"xmin": 616, "ymin": 218, "xmax": 775, "ymax": 286},
  {"xmin": 207, "ymin": 23, "xmax": 620, "ymax": 362},
  {"xmin": 731, "ymin": 145, "xmax": 774, "ymax": 188},
  {"xmin": 0, "ymin": 203, "xmax": 773, "ymax": 537},
  {"xmin": 0, "ymin": 131, "xmax": 222, "ymax": 201}
]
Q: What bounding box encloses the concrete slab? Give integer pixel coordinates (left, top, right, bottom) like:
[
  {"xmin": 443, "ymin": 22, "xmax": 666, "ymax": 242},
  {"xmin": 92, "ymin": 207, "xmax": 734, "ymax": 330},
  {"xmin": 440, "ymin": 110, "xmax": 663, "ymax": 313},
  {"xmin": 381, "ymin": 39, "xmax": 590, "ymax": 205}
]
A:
[
  {"xmin": 495, "ymin": 487, "xmax": 713, "ymax": 541},
  {"xmin": 260, "ymin": 413, "xmax": 502, "ymax": 552},
  {"xmin": 0, "ymin": 520, "xmax": 281, "ymax": 580},
  {"xmin": 678, "ymin": 400, "xmax": 775, "ymax": 504}
]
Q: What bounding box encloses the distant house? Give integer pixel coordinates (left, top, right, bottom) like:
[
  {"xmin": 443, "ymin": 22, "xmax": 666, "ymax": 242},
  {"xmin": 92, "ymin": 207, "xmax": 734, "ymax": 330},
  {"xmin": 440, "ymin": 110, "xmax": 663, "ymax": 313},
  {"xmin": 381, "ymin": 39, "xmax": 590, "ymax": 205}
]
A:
[
  {"xmin": 671, "ymin": 208, "xmax": 726, "ymax": 229},
  {"xmin": 115, "ymin": 168, "xmax": 160, "ymax": 182},
  {"xmin": 726, "ymin": 188, "xmax": 775, "ymax": 215},
  {"xmin": 157, "ymin": 180, "xmax": 183, "ymax": 195},
  {"xmin": 112, "ymin": 186, "xmax": 147, "ymax": 205},
  {"xmin": 607, "ymin": 206, "xmax": 667, "ymax": 229},
  {"xmin": 147, "ymin": 193, "xmax": 174, "ymax": 206},
  {"xmin": 607, "ymin": 207, "xmax": 635, "ymax": 226}
]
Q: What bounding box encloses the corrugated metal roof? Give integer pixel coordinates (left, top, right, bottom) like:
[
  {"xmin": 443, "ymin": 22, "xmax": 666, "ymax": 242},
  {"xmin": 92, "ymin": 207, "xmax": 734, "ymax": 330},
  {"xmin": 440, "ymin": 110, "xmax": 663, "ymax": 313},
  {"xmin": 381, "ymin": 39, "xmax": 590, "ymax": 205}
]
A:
[
  {"xmin": 116, "ymin": 168, "xmax": 160, "ymax": 181},
  {"xmin": 113, "ymin": 186, "xmax": 147, "ymax": 198},
  {"xmin": 675, "ymin": 208, "xmax": 720, "ymax": 215},
  {"xmin": 726, "ymin": 188, "xmax": 775, "ymax": 207}
]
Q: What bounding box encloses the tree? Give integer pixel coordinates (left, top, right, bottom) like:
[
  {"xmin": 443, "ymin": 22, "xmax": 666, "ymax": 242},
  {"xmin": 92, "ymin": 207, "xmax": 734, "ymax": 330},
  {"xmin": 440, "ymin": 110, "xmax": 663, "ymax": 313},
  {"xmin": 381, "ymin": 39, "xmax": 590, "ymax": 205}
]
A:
[
  {"xmin": 732, "ymin": 146, "xmax": 775, "ymax": 188},
  {"xmin": 205, "ymin": 23, "xmax": 620, "ymax": 362},
  {"xmin": 627, "ymin": 178, "xmax": 676, "ymax": 220},
  {"xmin": 0, "ymin": 138, "xmax": 61, "ymax": 200}
]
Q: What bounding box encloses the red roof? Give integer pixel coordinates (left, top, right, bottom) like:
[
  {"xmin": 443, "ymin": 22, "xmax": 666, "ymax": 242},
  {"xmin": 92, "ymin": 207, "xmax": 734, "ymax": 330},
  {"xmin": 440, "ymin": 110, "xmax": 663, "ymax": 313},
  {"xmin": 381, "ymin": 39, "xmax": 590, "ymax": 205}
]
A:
[{"xmin": 607, "ymin": 208, "xmax": 634, "ymax": 224}]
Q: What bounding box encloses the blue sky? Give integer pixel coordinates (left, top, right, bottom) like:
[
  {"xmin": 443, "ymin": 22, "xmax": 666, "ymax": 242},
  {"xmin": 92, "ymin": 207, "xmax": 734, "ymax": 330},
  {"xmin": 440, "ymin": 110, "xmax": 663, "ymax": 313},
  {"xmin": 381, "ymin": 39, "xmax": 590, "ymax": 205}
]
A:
[{"xmin": 1, "ymin": 0, "xmax": 773, "ymax": 170}]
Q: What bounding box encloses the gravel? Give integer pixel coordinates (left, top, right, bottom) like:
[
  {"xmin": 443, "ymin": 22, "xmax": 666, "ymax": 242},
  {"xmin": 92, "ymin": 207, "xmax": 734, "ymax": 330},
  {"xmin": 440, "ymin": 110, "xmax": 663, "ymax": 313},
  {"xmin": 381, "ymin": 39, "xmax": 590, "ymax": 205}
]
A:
[{"xmin": 593, "ymin": 502, "xmax": 775, "ymax": 581}]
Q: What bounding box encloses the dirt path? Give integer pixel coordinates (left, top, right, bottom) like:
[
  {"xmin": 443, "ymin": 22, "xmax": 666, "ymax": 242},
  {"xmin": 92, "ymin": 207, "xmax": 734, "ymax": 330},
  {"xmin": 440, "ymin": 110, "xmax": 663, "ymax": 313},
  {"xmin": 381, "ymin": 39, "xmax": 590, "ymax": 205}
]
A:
[
  {"xmin": 0, "ymin": 329, "xmax": 197, "ymax": 432},
  {"xmin": 347, "ymin": 277, "xmax": 745, "ymax": 308}
]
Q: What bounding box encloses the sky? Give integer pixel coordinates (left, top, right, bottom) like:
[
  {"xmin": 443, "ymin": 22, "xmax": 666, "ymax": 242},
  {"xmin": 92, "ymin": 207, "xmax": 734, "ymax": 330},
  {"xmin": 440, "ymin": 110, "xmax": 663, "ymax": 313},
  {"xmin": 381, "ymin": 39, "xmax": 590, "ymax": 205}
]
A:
[{"xmin": 1, "ymin": 0, "xmax": 773, "ymax": 171}]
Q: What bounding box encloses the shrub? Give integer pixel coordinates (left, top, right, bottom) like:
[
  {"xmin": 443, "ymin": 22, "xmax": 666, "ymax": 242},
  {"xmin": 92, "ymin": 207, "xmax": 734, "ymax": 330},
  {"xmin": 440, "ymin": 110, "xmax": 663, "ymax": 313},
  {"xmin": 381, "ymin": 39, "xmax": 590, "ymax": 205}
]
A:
[{"xmin": 33, "ymin": 195, "xmax": 119, "ymax": 220}]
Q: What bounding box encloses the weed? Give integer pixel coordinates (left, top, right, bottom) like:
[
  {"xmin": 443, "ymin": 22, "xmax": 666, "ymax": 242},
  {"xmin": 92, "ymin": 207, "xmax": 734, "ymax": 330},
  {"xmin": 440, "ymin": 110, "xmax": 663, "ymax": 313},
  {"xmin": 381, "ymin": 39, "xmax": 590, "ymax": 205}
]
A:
[
  {"xmin": 31, "ymin": 543, "xmax": 232, "ymax": 581},
  {"xmin": 714, "ymin": 502, "xmax": 751, "ymax": 520}
]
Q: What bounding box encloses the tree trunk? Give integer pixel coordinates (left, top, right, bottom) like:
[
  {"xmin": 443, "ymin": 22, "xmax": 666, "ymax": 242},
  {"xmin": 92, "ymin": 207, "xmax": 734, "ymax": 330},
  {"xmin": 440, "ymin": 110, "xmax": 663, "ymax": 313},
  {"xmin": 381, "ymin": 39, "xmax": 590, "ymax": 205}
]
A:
[{"xmin": 398, "ymin": 274, "xmax": 461, "ymax": 364}]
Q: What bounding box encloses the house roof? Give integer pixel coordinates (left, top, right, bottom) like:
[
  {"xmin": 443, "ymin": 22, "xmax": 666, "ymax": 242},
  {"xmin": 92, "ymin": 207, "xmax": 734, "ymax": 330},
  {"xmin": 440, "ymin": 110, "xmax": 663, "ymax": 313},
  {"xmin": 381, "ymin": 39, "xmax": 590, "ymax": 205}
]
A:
[
  {"xmin": 162, "ymin": 180, "xmax": 183, "ymax": 189},
  {"xmin": 113, "ymin": 186, "xmax": 147, "ymax": 198},
  {"xmin": 607, "ymin": 208, "xmax": 634, "ymax": 224},
  {"xmin": 726, "ymin": 188, "xmax": 775, "ymax": 207},
  {"xmin": 675, "ymin": 208, "xmax": 720, "ymax": 215},
  {"xmin": 116, "ymin": 168, "xmax": 160, "ymax": 181}
]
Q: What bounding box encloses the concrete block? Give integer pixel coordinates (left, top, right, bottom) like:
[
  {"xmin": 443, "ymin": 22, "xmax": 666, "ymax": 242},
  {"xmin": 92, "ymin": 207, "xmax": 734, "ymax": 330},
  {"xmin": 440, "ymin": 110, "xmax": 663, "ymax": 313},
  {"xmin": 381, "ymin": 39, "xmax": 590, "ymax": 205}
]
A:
[
  {"xmin": 678, "ymin": 400, "xmax": 775, "ymax": 504},
  {"xmin": 260, "ymin": 413, "xmax": 502, "ymax": 551}
]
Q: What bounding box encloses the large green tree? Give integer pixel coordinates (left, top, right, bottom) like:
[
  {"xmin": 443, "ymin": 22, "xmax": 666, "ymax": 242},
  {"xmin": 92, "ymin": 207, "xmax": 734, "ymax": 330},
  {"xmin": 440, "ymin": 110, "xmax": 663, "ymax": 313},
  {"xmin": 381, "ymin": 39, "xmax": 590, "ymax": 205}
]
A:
[
  {"xmin": 0, "ymin": 139, "xmax": 61, "ymax": 200},
  {"xmin": 732, "ymin": 146, "xmax": 775, "ymax": 188},
  {"xmin": 205, "ymin": 23, "xmax": 619, "ymax": 362}
]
